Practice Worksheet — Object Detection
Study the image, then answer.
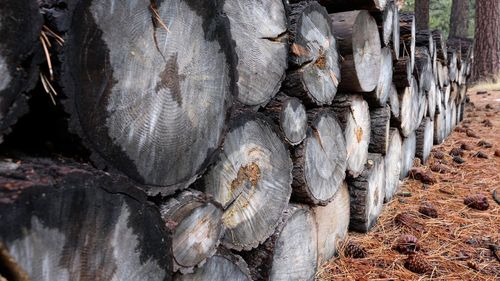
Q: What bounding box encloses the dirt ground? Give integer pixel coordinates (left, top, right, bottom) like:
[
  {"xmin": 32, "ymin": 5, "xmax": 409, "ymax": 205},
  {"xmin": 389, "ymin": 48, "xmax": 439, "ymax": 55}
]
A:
[{"xmin": 318, "ymin": 91, "xmax": 500, "ymax": 280}]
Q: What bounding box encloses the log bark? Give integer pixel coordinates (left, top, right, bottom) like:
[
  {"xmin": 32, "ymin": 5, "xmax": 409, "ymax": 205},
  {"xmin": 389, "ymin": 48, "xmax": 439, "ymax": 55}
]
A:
[
  {"xmin": 223, "ymin": 0, "xmax": 288, "ymax": 106},
  {"xmin": 384, "ymin": 128, "xmax": 402, "ymax": 202},
  {"xmin": 283, "ymin": 1, "xmax": 341, "ymax": 106},
  {"xmin": 414, "ymin": 47, "xmax": 433, "ymax": 92},
  {"xmin": 347, "ymin": 153, "xmax": 385, "ymax": 232},
  {"xmin": 433, "ymin": 111, "xmax": 446, "ymax": 144},
  {"xmin": 415, "ymin": 117, "xmax": 434, "ymax": 164},
  {"xmin": 394, "ymin": 76, "xmax": 419, "ymax": 137},
  {"xmin": 0, "ymin": 158, "xmax": 172, "ymax": 281},
  {"xmin": 159, "ymin": 190, "xmax": 224, "ymax": 274},
  {"xmin": 318, "ymin": 0, "xmax": 388, "ymax": 12},
  {"xmin": 291, "ymin": 109, "xmax": 347, "ymax": 205},
  {"xmin": 175, "ymin": 250, "xmax": 251, "ymax": 281},
  {"xmin": 432, "ymin": 30, "xmax": 448, "ymax": 63},
  {"xmin": 399, "ymin": 12, "xmax": 416, "ymax": 70},
  {"xmin": 332, "ymin": 94, "xmax": 371, "ymax": 178},
  {"xmin": 264, "ymin": 93, "xmax": 308, "ymax": 146},
  {"xmin": 61, "ymin": 0, "xmax": 235, "ymax": 193},
  {"xmin": 392, "ymin": 56, "xmax": 412, "ymax": 89},
  {"xmin": 0, "ymin": 0, "xmax": 43, "ymax": 143},
  {"xmin": 364, "ymin": 47, "xmax": 393, "ymax": 106},
  {"xmin": 369, "ymin": 105, "xmax": 391, "ymax": 155},
  {"xmin": 400, "ymin": 131, "xmax": 416, "ymax": 179},
  {"xmin": 313, "ymin": 182, "xmax": 350, "ymax": 264},
  {"xmin": 204, "ymin": 114, "xmax": 293, "ymax": 251},
  {"xmin": 242, "ymin": 205, "xmax": 317, "ymax": 281},
  {"xmin": 330, "ymin": 11, "xmax": 381, "ymax": 92},
  {"xmin": 389, "ymin": 83, "xmax": 400, "ymax": 119},
  {"xmin": 371, "ymin": 1, "xmax": 395, "ymax": 46}
]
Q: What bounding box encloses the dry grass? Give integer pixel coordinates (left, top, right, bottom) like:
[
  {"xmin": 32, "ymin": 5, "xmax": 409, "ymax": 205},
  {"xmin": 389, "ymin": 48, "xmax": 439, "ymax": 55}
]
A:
[
  {"xmin": 317, "ymin": 91, "xmax": 500, "ymax": 280},
  {"xmin": 469, "ymin": 73, "xmax": 500, "ymax": 92}
]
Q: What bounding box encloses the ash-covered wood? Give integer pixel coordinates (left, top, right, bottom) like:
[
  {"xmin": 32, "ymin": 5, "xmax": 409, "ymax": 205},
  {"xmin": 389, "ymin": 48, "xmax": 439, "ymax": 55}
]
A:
[
  {"xmin": 224, "ymin": 0, "xmax": 287, "ymax": 106},
  {"xmin": 332, "ymin": 94, "xmax": 371, "ymax": 178},
  {"xmin": 61, "ymin": 0, "xmax": 235, "ymax": 193},
  {"xmin": 330, "ymin": 11, "xmax": 381, "ymax": 92},
  {"xmin": 242, "ymin": 205, "xmax": 317, "ymax": 281},
  {"xmin": 159, "ymin": 190, "xmax": 224, "ymax": 274},
  {"xmin": 384, "ymin": 128, "xmax": 402, "ymax": 201},
  {"xmin": 0, "ymin": 158, "xmax": 172, "ymax": 281},
  {"xmin": 292, "ymin": 109, "xmax": 347, "ymax": 205},
  {"xmin": 204, "ymin": 114, "xmax": 293, "ymax": 251},
  {"xmin": 314, "ymin": 182, "xmax": 350, "ymax": 264},
  {"xmin": 318, "ymin": 0, "xmax": 388, "ymax": 12},
  {"xmin": 265, "ymin": 93, "xmax": 308, "ymax": 146},
  {"xmin": 369, "ymin": 105, "xmax": 391, "ymax": 155},
  {"xmin": 415, "ymin": 117, "xmax": 434, "ymax": 164},
  {"xmin": 347, "ymin": 153, "xmax": 385, "ymax": 232},
  {"xmin": 0, "ymin": 0, "xmax": 43, "ymax": 143},
  {"xmin": 283, "ymin": 1, "xmax": 341, "ymax": 106},
  {"xmin": 400, "ymin": 131, "xmax": 416, "ymax": 179}
]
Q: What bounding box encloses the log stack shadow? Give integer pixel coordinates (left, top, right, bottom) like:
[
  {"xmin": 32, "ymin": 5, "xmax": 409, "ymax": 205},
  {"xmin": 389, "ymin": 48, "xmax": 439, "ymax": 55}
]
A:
[{"xmin": 0, "ymin": 0, "xmax": 473, "ymax": 280}]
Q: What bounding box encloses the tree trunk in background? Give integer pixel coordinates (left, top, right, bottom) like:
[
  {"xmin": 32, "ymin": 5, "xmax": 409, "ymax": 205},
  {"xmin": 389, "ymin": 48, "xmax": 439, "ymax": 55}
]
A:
[
  {"xmin": 473, "ymin": 0, "xmax": 500, "ymax": 82},
  {"xmin": 449, "ymin": 0, "xmax": 469, "ymax": 39},
  {"xmin": 414, "ymin": 0, "xmax": 429, "ymax": 31}
]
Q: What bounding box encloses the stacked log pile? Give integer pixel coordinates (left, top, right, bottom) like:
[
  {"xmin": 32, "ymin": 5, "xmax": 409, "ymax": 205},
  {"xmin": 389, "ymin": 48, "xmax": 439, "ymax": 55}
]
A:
[{"xmin": 0, "ymin": 0, "xmax": 473, "ymax": 280}]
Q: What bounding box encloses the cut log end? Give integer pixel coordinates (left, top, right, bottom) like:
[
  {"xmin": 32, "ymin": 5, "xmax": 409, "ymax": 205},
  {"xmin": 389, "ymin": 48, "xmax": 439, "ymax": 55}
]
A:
[
  {"xmin": 400, "ymin": 131, "xmax": 417, "ymax": 180},
  {"xmin": 384, "ymin": 128, "xmax": 402, "ymax": 202},
  {"xmin": 415, "ymin": 117, "xmax": 434, "ymax": 164}
]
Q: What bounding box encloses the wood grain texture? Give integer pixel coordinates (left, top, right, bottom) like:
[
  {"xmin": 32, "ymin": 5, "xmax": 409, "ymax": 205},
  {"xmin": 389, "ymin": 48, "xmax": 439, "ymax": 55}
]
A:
[
  {"xmin": 384, "ymin": 128, "xmax": 402, "ymax": 202},
  {"xmin": 400, "ymin": 131, "xmax": 416, "ymax": 179},
  {"xmin": 365, "ymin": 47, "xmax": 393, "ymax": 106},
  {"xmin": 61, "ymin": 0, "xmax": 235, "ymax": 193},
  {"xmin": 204, "ymin": 114, "xmax": 293, "ymax": 251},
  {"xmin": 242, "ymin": 205, "xmax": 318, "ymax": 281},
  {"xmin": 0, "ymin": 0, "xmax": 42, "ymax": 143},
  {"xmin": 160, "ymin": 190, "xmax": 224, "ymax": 273},
  {"xmin": 371, "ymin": 0, "xmax": 394, "ymax": 46},
  {"xmin": 332, "ymin": 94, "xmax": 371, "ymax": 178},
  {"xmin": 291, "ymin": 109, "xmax": 347, "ymax": 205},
  {"xmin": 314, "ymin": 182, "xmax": 350, "ymax": 264},
  {"xmin": 399, "ymin": 12, "xmax": 416, "ymax": 70},
  {"xmin": 369, "ymin": 105, "xmax": 390, "ymax": 155},
  {"xmin": 415, "ymin": 117, "xmax": 434, "ymax": 164},
  {"xmin": 395, "ymin": 76, "xmax": 419, "ymax": 137},
  {"xmin": 331, "ymin": 11, "xmax": 381, "ymax": 92},
  {"xmin": 0, "ymin": 158, "xmax": 172, "ymax": 281},
  {"xmin": 224, "ymin": 0, "xmax": 287, "ymax": 106},
  {"xmin": 283, "ymin": 1, "xmax": 340, "ymax": 106},
  {"xmin": 347, "ymin": 153, "xmax": 385, "ymax": 232},
  {"xmin": 265, "ymin": 93, "xmax": 307, "ymax": 146}
]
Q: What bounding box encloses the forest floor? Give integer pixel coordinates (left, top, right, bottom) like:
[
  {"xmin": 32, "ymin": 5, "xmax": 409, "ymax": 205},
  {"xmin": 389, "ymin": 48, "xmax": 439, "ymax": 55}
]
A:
[{"xmin": 318, "ymin": 90, "xmax": 500, "ymax": 281}]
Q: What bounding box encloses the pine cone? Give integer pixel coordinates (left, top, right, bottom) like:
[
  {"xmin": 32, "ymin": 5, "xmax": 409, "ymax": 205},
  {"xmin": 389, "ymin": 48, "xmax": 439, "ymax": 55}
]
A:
[
  {"xmin": 494, "ymin": 149, "xmax": 500, "ymax": 157},
  {"xmin": 393, "ymin": 234, "xmax": 420, "ymax": 254},
  {"xmin": 418, "ymin": 202, "xmax": 438, "ymax": 218},
  {"xmin": 466, "ymin": 129, "xmax": 479, "ymax": 139},
  {"xmin": 430, "ymin": 163, "xmax": 450, "ymax": 174},
  {"xmin": 394, "ymin": 212, "xmax": 425, "ymax": 232},
  {"xmin": 404, "ymin": 253, "xmax": 432, "ymax": 274},
  {"xmin": 464, "ymin": 194, "xmax": 489, "ymax": 210},
  {"xmin": 449, "ymin": 147, "xmax": 464, "ymax": 157},
  {"xmin": 344, "ymin": 242, "xmax": 367, "ymax": 258},
  {"xmin": 460, "ymin": 143, "xmax": 473, "ymax": 151},
  {"xmin": 478, "ymin": 140, "xmax": 492, "ymax": 148},
  {"xmin": 432, "ymin": 151, "xmax": 445, "ymax": 159},
  {"xmin": 452, "ymin": 156, "xmax": 465, "ymax": 164},
  {"xmin": 409, "ymin": 168, "xmax": 436, "ymax": 185},
  {"xmin": 473, "ymin": 151, "xmax": 489, "ymax": 159}
]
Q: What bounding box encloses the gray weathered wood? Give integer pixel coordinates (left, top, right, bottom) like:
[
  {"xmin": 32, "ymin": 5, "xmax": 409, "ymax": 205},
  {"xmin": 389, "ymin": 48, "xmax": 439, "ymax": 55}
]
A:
[
  {"xmin": 283, "ymin": 1, "xmax": 341, "ymax": 106},
  {"xmin": 314, "ymin": 182, "xmax": 350, "ymax": 264},
  {"xmin": 292, "ymin": 109, "xmax": 347, "ymax": 205},
  {"xmin": 427, "ymin": 77, "xmax": 437, "ymax": 120},
  {"xmin": 347, "ymin": 153, "xmax": 385, "ymax": 232},
  {"xmin": 392, "ymin": 3, "xmax": 400, "ymax": 59},
  {"xmin": 332, "ymin": 94, "xmax": 371, "ymax": 178},
  {"xmin": 415, "ymin": 117, "xmax": 433, "ymax": 164},
  {"xmin": 400, "ymin": 131, "xmax": 416, "ymax": 179},
  {"xmin": 384, "ymin": 128, "xmax": 402, "ymax": 202},
  {"xmin": 265, "ymin": 93, "xmax": 308, "ymax": 146},
  {"xmin": 242, "ymin": 204, "xmax": 317, "ymax": 281},
  {"xmin": 204, "ymin": 114, "xmax": 293, "ymax": 251},
  {"xmin": 330, "ymin": 11, "xmax": 381, "ymax": 92},
  {"xmin": 160, "ymin": 190, "xmax": 224, "ymax": 274},
  {"xmin": 369, "ymin": 105, "xmax": 391, "ymax": 155},
  {"xmin": 389, "ymin": 83, "xmax": 400, "ymax": 119},
  {"xmin": 414, "ymin": 47, "xmax": 433, "ymax": 92},
  {"xmin": 365, "ymin": 47, "xmax": 393, "ymax": 106},
  {"xmin": 394, "ymin": 76, "xmax": 419, "ymax": 137},
  {"xmin": 433, "ymin": 111, "xmax": 446, "ymax": 144},
  {"xmin": 0, "ymin": 158, "xmax": 172, "ymax": 281},
  {"xmin": 224, "ymin": 0, "xmax": 287, "ymax": 106},
  {"xmin": 399, "ymin": 13, "xmax": 416, "ymax": 70},
  {"xmin": 371, "ymin": 1, "xmax": 395, "ymax": 46}
]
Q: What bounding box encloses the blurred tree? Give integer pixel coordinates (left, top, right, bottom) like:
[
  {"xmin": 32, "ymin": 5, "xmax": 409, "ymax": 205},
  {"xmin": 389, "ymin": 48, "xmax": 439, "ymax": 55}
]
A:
[
  {"xmin": 415, "ymin": 0, "xmax": 430, "ymax": 30},
  {"xmin": 449, "ymin": 0, "xmax": 469, "ymax": 38},
  {"xmin": 472, "ymin": 0, "xmax": 500, "ymax": 81}
]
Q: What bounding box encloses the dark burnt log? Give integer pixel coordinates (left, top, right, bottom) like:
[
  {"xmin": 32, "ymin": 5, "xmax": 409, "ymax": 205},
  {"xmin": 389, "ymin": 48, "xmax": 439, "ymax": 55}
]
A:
[
  {"xmin": 332, "ymin": 94, "xmax": 371, "ymax": 178},
  {"xmin": 399, "ymin": 12, "xmax": 416, "ymax": 70},
  {"xmin": 369, "ymin": 105, "xmax": 391, "ymax": 155},
  {"xmin": 400, "ymin": 131, "xmax": 416, "ymax": 179},
  {"xmin": 434, "ymin": 111, "xmax": 446, "ymax": 144},
  {"xmin": 318, "ymin": 0, "xmax": 388, "ymax": 12},
  {"xmin": 364, "ymin": 47, "xmax": 393, "ymax": 106},
  {"xmin": 264, "ymin": 93, "xmax": 308, "ymax": 146},
  {"xmin": 331, "ymin": 11, "xmax": 381, "ymax": 92},
  {"xmin": 283, "ymin": 1, "xmax": 341, "ymax": 106},
  {"xmin": 204, "ymin": 114, "xmax": 293, "ymax": 251},
  {"xmin": 291, "ymin": 109, "xmax": 347, "ymax": 205},
  {"xmin": 384, "ymin": 128, "xmax": 402, "ymax": 202},
  {"xmin": 432, "ymin": 30, "xmax": 448, "ymax": 63},
  {"xmin": 0, "ymin": 158, "xmax": 172, "ymax": 281},
  {"xmin": 371, "ymin": 1, "xmax": 395, "ymax": 46},
  {"xmin": 394, "ymin": 76, "xmax": 419, "ymax": 137},
  {"xmin": 414, "ymin": 47, "xmax": 433, "ymax": 92},
  {"xmin": 0, "ymin": 0, "xmax": 43, "ymax": 143},
  {"xmin": 242, "ymin": 205, "xmax": 318, "ymax": 281},
  {"xmin": 61, "ymin": 0, "xmax": 234, "ymax": 194},
  {"xmin": 415, "ymin": 117, "xmax": 434, "ymax": 164},
  {"xmin": 224, "ymin": 0, "xmax": 287, "ymax": 106},
  {"xmin": 347, "ymin": 153, "xmax": 385, "ymax": 232},
  {"xmin": 314, "ymin": 182, "xmax": 350, "ymax": 264},
  {"xmin": 389, "ymin": 83, "xmax": 400, "ymax": 119},
  {"xmin": 175, "ymin": 250, "xmax": 251, "ymax": 281},
  {"xmin": 159, "ymin": 190, "xmax": 224, "ymax": 274},
  {"xmin": 392, "ymin": 56, "xmax": 412, "ymax": 88}
]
